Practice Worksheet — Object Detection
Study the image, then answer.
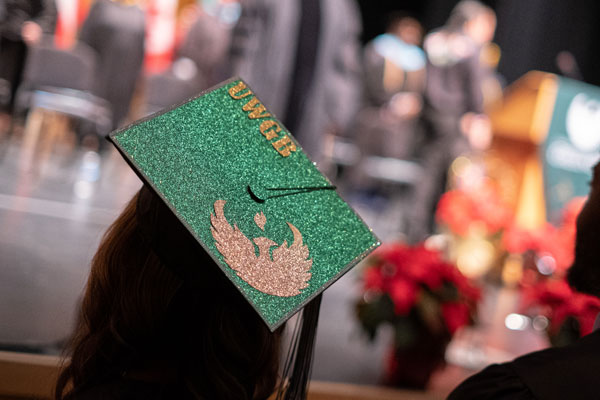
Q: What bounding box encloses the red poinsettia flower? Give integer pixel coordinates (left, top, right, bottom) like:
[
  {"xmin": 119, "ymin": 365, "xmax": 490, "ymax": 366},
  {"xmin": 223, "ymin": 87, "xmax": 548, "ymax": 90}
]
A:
[
  {"xmin": 441, "ymin": 302, "xmax": 471, "ymax": 334},
  {"xmin": 400, "ymin": 246, "xmax": 445, "ymax": 290},
  {"xmin": 360, "ymin": 243, "xmax": 480, "ymax": 333},
  {"xmin": 364, "ymin": 265, "xmax": 386, "ymax": 291},
  {"xmin": 522, "ymin": 279, "xmax": 600, "ymax": 336},
  {"xmin": 444, "ymin": 264, "xmax": 482, "ymax": 302},
  {"xmin": 502, "ymin": 224, "xmax": 536, "ymax": 254},
  {"xmin": 522, "ymin": 279, "xmax": 571, "ymax": 309},
  {"xmin": 390, "ymin": 277, "xmax": 419, "ymax": 315},
  {"xmin": 375, "ymin": 244, "xmax": 437, "ymax": 290},
  {"xmin": 475, "ymin": 179, "xmax": 514, "ymax": 234},
  {"xmin": 504, "ymin": 196, "xmax": 586, "ymax": 277},
  {"xmin": 436, "ymin": 190, "xmax": 477, "ymax": 236},
  {"xmin": 436, "ymin": 179, "xmax": 513, "ymax": 236},
  {"xmin": 532, "ymin": 224, "xmax": 574, "ymax": 274}
]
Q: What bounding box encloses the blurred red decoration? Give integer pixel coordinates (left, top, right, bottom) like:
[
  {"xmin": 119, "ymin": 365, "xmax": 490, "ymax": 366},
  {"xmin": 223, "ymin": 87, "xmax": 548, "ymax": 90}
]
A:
[
  {"xmin": 521, "ymin": 278, "xmax": 600, "ymax": 346},
  {"xmin": 503, "ymin": 196, "xmax": 586, "ymax": 277},
  {"xmin": 436, "ymin": 178, "xmax": 513, "ymax": 236},
  {"xmin": 507, "ymin": 197, "xmax": 594, "ymax": 347},
  {"xmin": 356, "ymin": 243, "xmax": 480, "ymax": 388}
]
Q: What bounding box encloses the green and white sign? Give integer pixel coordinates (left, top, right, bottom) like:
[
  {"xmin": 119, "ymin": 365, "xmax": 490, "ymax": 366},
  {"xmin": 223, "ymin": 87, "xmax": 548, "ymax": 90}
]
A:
[{"xmin": 543, "ymin": 77, "xmax": 600, "ymax": 220}]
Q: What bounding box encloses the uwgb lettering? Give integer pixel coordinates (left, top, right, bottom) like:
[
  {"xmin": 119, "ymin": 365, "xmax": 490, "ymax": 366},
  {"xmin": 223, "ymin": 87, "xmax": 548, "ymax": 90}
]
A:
[
  {"xmin": 242, "ymin": 98, "xmax": 271, "ymax": 119},
  {"xmin": 228, "ymin": 81, "xmax": 297, "ymax": 157}
]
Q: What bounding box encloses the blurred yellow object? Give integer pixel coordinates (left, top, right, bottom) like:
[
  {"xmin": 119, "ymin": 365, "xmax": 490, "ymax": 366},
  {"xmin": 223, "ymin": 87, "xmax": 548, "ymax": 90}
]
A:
[
  {"xmin": 515, "ymin": 156, "xmax": 546, "ymax": 230},
  {"xmin": 502, "ymin": 253, "xmax": 524, "ymax": 286},
  {"xmin": 488, "ymin": 71, "xmax": 558, "ymax": 145},
  {"xmin": 455, "ymin": 234, "xmax": 496, "ymax": 279},
  {"xmin": 451, "ymin": 155, "xmax": 473, "ymax": 178},
  {"xmin": 480, "ymin": 42, "xmax": 501, "ymax": 69},
  {"xmin": 486, "ymin": 71, "xmax": 559, "ymax": 230}
]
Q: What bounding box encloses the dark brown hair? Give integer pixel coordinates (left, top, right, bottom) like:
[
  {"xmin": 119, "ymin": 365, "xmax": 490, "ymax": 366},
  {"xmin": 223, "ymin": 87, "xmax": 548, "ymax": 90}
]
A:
[{"xmin": 55, "ymin": 188, "xmax": 282, "ymax": 399}]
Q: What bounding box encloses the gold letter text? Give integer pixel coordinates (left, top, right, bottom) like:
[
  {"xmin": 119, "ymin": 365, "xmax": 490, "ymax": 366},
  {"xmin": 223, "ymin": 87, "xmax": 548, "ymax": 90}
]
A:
[
  {"xmin": 242, "ymin": 97, "xmax": 272, "ymax": 119},
  {"xmin": 259, "ymin": 120, "xmax": 281, "ymax": 140},
  {"xmin": 272, "ymin": 135, "xmax": 297, "ymax": 157},
  {"xmin": 228, "ymin": 81, "xmax": 253, "ymax": 99}
]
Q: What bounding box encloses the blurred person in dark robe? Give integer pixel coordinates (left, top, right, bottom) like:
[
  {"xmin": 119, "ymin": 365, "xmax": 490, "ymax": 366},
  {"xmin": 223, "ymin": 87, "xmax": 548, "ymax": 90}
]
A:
[
  {"xmin": 79, "ymin": 0, "xmax": 145, "ymax": 129},
  {"xmin": 448, "ymin": 161, "xmax": 600, "ymax": 400},
  {"xmin": 176, "ymin": 1, "xmax": 235, "ymax": 90},
  {"xmin": 349, "ymin": 13, "xmax": 426, "ymax": 191},
  {"xmin": 0, "ymin": 0, "xmax": 56, "ymax": 129},
  {"xmin": 362, "ymin": 13, "xmax": 425, "ymax": 111},
  {"xmin": 229, "ymin": 0, "xmax": 362, "ymax": 165},
  {"xmin": 408, "ymin": 0, "xmax": 495, "ymax": 242}
]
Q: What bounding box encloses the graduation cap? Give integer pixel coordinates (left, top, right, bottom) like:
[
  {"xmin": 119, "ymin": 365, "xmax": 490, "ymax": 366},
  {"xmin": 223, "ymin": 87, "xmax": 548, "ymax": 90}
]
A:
[{"xmin": 108, "ymin": 78, "xmax": 379, "ymax": 399}]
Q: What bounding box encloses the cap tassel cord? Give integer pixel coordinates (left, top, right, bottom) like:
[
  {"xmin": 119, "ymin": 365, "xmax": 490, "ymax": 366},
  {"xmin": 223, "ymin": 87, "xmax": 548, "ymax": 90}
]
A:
[{"xmin": 277, "ymin": 294, "xmax": 323, "ymax": 400}]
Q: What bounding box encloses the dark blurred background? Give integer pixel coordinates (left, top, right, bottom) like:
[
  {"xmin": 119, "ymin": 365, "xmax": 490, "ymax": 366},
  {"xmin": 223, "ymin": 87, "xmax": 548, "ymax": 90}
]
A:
[{"xmin": 360, "ymin": 0, "xmax": 600, "ymax": 85}]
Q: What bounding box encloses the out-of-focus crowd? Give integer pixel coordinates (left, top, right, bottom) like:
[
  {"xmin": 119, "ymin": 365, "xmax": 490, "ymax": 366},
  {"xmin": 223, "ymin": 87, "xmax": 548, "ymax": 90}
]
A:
[{"xmin": 0, "ymin": 0, "xmax": 502, "ymax": 241}]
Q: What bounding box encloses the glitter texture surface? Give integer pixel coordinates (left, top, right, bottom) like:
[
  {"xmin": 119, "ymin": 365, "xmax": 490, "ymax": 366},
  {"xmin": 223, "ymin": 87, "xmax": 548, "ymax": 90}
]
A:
[
  {"xmin": 109, "ymin": 78, "xmax": 380, "ymax": 330},
  {"xmin": 210, "ymin": 199, "xmax": 312, "ymax": 297}
]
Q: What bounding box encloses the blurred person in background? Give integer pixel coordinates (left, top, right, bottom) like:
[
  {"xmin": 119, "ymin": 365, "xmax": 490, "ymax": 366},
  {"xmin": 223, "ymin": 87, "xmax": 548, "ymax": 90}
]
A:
[
  {"xmin": 0, "ymin": 0, "xmax": 57, "ymax": 132},
  {"xmin": 348, "ymin": 12, "xmax": 426, "ymax": 191},
  {"xmin": 229, "ymin": 0, "xmax": 362, "ymax": 165},
  {"xmin": 141, "ymin": 1, "xmax": 237, "ymax": 116},
  {"xmin": 408, "ymin": 0, "xmax": 496, "ymax": 242},
  {"xmin": 362, "ymin": 13, "xmax": 425, "ymax": 112},
  {"xmin": 448, "ymin": 161, "xmax": 600, "ymax": 400},
  {"xmin": 176, "ymin": 0, "xmax": 237, "ymax": 90},
  {"xmin": 79, "ymin": 0, "xmax": 145, "ymax": 130}
]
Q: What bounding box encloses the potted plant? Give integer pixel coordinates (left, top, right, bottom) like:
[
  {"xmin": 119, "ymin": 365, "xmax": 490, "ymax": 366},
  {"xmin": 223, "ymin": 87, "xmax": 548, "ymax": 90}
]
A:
[{"xmin": 356, "ymin": 243, "xmax": 480, "ymax": 389}]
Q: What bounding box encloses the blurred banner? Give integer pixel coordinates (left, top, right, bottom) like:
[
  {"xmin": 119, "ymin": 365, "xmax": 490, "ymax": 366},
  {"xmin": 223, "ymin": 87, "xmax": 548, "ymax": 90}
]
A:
[
  {"xmin": 542, "ymin": 77, "xmax": 600, "ymax": 219},
  {"xmin": 488, "ymin": 72, "xmax": 600, "ymax": 227},
  {"xmin": 145, "ymin": 0, "xmax": 177, "ymax": 74},
  {"xmin": 55, "ymin": 0, "xmax": 92, "ymax": 48}
]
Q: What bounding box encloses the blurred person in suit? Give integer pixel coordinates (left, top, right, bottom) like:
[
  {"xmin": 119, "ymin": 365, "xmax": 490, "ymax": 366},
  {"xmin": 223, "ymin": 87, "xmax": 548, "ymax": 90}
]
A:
[
  {"xmin": 79, "ymin": 0, "xmax": 145, "ymax": 130},
  {"xmin": 175, "ymin": 0, "xmax": 235, "ymax": 91},
  {"xmin": 407, "ymin": 0, "xmax": 495, "ymax": 242},
  {"xmin": 229, "ymin": 0, "xmax": 362, "ymax": 166}
]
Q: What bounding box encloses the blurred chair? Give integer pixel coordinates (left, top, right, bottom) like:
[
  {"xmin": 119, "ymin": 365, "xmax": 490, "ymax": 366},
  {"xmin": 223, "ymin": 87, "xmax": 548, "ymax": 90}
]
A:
[
  {"xmin": 10, "ymin": 37, "xmax": 111, "ymax": 169},
  {"xmin": 323, "ymin": 129, "xmax": 423, "ymax": 240},
  {"xmin": 324, "ymin": 133, "xmax": 423, "ymax": 186}
]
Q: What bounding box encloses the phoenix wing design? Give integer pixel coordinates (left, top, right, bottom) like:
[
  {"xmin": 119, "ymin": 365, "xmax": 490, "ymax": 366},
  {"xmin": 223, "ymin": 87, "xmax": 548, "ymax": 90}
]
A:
[
  {"xmin": 210, "ymin": 200, "xmax": 312, "ymax": 297},
  {"xmin": 271, "ymin": 223, "xmax": 312, "ymax": 295},
  {"xmin": 210, "ymin": 200, "xmax": 256, "ymax": 274}
]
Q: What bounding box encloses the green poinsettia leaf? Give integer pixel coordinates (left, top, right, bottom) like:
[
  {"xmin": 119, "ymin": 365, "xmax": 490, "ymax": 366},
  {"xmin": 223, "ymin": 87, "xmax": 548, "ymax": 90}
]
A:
[
  {"xmin": 393, "ymin": 317, "xmax": 417, "ymax": 348},
  {"xmin": 436, "ymin": 282, "xmax": 459, "ymax": 302},
  {"xmin": 356, "ymin": 294, "xmax": 395, "ymax": 340},
  {"xmin": 416, "ymin": 291, "xmax": 444, "ymax": 334}
]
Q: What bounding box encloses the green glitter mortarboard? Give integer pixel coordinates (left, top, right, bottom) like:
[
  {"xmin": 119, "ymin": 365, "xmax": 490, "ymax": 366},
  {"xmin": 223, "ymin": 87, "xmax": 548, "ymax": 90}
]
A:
[{"xmin": 108, "ymin": 78, "xmax": 380, "ymax": 331}]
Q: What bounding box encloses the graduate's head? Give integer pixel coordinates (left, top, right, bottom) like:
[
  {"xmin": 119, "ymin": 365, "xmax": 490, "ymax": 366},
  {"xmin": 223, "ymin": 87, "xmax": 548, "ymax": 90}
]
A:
[
  {"xmin": 386, "ymin": 12, "xmax": 423, "ymax": 46},
  {"xmin": 568, "ymin": 162, "xmax": 600, "ymax": 297},
  {"xmin": 55, "ymin": 186, "xmax": 282, "ymax": 400},
  {"xmin": 448, "ymin": 1, "xmax": 496, "ymax": 44}
]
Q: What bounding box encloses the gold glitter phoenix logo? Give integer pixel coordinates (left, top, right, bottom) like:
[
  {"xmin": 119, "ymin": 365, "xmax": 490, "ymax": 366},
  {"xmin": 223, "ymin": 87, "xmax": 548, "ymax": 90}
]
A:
[{"xmin": 210, "ymin": 200, "xmax": 312, "ymax": 297}]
